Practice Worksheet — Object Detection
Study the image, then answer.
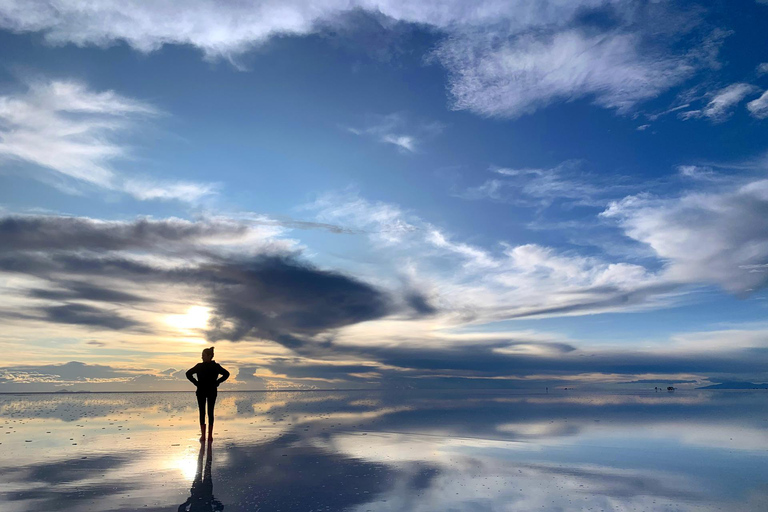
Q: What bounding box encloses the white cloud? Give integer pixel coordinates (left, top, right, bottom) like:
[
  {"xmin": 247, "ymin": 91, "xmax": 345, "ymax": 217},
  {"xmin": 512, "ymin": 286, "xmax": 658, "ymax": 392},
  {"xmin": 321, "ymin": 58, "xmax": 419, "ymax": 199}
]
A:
[
  {"xmin": 602, "ymin": 179, "xmax": 768, "ymax": 293},
  {"xmin": 0, "ymin": 1, "xmax": 719, "ymax": 119},
  {"xmin": 122, "ymin": 179, "xmax": 218, "ymax": 202},
  {"xmin": 757, "ymin": 63, "xmax": 768, "ymax": 75},
  {"xmin": 307, "ymin": 190, "xmax": 417, "ymax": 245},
  {"xmin": 0, "ymin": 1, "xmax": 607, "ymax": 58},
  {"xmin": 380, "ymin": 134, "xmax": 416, "ymax": 152},
  {"xmin": 345, "ymin": 112, "xmax": 442, "ymax": 154},
  {"xmin": 0, "ymin": 79, "xmax": 216, "ymax": 202},
  {"xmin": 746, "ymin": 90, "xmax": 768, "ymax": 119},
  {"xmin": 680, "ymin": 83, "xmax": 759, "ymax": 122},
  {"xmin": 676, "ymin": 165, "xmax": 718, "ymax": 181},
  {"xmin": 457, "ymin": 161, "xmax": 626, "ymax": 208},
  {"xmin": 308, "ymin": 190, "xmax": 666, "ymax": 322},
  {"xmin": 435, "ymin": 29, "xmax": 700, "ymax": 118}
]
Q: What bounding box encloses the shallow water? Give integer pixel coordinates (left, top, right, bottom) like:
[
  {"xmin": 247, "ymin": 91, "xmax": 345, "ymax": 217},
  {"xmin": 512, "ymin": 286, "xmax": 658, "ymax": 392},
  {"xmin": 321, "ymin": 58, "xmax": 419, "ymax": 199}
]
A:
[{"xmin": 0, "ymin": 390, "xmax": 766, "ymax": 511}]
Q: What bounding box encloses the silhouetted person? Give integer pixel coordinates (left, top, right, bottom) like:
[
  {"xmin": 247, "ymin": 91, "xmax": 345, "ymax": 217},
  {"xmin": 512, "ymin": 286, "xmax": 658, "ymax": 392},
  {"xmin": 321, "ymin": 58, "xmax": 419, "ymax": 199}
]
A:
[
  {"xmin": 186, "ymin": 347, "xmax": 230, "ymax": 441},
  {"xmin": 178, "ymin": 439, "xmax": 224, "ymax": 512}
]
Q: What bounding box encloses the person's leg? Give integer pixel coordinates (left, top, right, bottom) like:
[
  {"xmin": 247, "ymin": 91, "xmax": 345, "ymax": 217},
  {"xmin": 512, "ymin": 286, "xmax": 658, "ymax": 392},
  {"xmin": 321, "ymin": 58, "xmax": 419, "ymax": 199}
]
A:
[
  {"xmin": 207, "ymin": 391, "xmax": 217, "ymax": 436},
  {"xmin": 196, "ymin": 392, "xmax": 206, "ymax": 439}
]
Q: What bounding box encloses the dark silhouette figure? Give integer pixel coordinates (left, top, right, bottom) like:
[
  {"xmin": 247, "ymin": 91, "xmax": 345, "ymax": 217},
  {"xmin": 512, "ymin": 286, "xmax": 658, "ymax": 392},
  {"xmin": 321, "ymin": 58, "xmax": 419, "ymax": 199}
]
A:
[
  {"xmin": 178, "ymin": 439, "xmax": 224, "ymax": 512},
  {"xmin": 186, "ymin": 347, "xmax": 230, "ymax": 441}
]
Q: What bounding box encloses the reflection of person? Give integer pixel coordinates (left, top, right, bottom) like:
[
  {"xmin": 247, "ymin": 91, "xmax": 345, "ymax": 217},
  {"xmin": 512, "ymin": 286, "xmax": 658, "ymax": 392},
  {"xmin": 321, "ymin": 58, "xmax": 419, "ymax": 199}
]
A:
[
  {"xmin": 178, "ymin": 440, "xmax": 224, "ymax": 512},
  {"xmin": 186, "ymin": 347, "xmax": 230, "ymax": 441}
]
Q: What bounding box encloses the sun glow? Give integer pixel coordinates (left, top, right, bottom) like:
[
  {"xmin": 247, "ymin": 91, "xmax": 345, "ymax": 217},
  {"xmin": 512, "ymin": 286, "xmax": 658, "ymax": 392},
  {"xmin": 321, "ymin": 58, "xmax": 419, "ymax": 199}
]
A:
[
  {"xmin": 170, "ymin": 453, "xmax": 199, "ymax": 481},
  {"xmin": 165, "ymin": 306, "xmax": 211, "ymax": 331}
]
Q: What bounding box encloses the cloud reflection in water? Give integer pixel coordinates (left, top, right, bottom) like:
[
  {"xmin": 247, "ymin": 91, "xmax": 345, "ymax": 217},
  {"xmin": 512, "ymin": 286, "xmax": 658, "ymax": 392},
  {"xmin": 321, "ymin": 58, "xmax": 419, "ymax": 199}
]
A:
[{"xmin": 0, "ymin": 390, "xmax": 766, "ymax": 511}]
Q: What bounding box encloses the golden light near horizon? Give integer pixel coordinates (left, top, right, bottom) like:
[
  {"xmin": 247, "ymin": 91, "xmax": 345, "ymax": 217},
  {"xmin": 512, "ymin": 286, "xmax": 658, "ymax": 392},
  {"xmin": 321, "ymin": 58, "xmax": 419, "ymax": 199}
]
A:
[{"xmin": 165, "ymin": 306, "xmax": 211, "ymax": 331}]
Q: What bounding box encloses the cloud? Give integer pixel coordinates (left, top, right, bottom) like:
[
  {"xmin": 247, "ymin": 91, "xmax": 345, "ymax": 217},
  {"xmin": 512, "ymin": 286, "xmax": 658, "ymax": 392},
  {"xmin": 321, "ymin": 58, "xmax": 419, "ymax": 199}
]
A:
[
  {"xmin": 435, "ymin": 27, "xmax": 706, "ymax": 119},
  {"xmin": 455, "ymin": 161, "xmax": 631, "ymax": 208},
  {"xmin": 27, "ymin": 281, "xmax": 147, "ymax": 303},
  {"xmin": 0, "ymin": 79, "xmax": 215, "ymax": 201},
  {"xmin": 758, "ymin": 63, "xmax": 768, "ymax": 75},
  {"xmin": 746, "ymin": 90, "xmax": 768, "ymax": 119},
  {"xmin": 0, "ymin": 213, "xmax": 415, "ymax": 345},
  {"xmin": 203, "ymin": 255, "xmax": 396, "ymax": 348},
  {"xmin": 677, "ymin": 165, "xmax": 717, "ymax": 180},
  {"xmin": 0, "ymin": 2, "xmax": 723, "ymax": 119},
  {"xmin": 0, "ymin": 215, "xmax": 256, "ymax": 253},
  {"xmin": 39, "ymin": 303, "xmax": 143, "ymax": 330},
  {"xmin": 1, "ymin": 360, "xmax": 135, "ymax": 381},
  {"xmin": 308, "ymin": 190, "xmax": 418, "ymax": 245},
  {"xmin": 345, "ymin": 113, "xmax": 443, "ymax": 154},
  {"xmin": 679, "ymin": 83, "xmax": 760, "ymax": 122},
  {"xmin": 0, "ymin": 1, "xmax": 606, "ymax": 58},
  {"xmin": 308, "ymin": 190, "xmax": 670, "ymax": 324},
  {"xmin": 602, "ymin": 179, "xmax": 768, "ymax": 293}
]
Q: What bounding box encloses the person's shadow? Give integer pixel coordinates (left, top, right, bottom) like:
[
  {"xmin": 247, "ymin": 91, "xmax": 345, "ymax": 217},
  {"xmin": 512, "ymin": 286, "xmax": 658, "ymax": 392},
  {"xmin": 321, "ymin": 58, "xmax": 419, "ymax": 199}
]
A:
[{"xmin": 178, "ymin": 440, "xmax": 224, "ymax": 512}]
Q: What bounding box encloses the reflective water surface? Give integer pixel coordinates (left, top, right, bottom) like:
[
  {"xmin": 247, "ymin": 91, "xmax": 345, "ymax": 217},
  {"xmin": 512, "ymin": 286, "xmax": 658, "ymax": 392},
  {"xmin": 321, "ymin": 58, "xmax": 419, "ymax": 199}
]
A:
[{"xmin": 1, "ymin": 390, "xmax": 767, "ymax": 511}]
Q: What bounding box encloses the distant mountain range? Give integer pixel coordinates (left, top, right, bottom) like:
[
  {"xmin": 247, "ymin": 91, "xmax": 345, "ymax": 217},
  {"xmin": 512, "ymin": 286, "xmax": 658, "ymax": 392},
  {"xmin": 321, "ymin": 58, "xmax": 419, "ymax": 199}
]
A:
[{"xmin": 697, "ymin": 382, "xmax": 768, "ymax": 389}]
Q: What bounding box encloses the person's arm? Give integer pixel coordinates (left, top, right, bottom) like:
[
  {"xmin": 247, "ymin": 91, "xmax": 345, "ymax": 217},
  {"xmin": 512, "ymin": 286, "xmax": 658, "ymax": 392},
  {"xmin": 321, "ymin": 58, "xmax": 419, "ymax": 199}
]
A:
[
  {"xmin": 186, "ymin": 364, "xmax": 199, "ymax": 386},
  {"xmin": 216, "ymin": 364, "xmax": 230, "ymax": 386}
]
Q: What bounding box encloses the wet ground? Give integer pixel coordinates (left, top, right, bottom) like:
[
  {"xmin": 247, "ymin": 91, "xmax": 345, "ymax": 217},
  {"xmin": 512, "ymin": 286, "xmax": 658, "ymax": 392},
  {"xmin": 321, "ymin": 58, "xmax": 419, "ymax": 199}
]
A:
[{"xmin": 1, "ymin": 389, "xmax": 767, "ymax": 511}]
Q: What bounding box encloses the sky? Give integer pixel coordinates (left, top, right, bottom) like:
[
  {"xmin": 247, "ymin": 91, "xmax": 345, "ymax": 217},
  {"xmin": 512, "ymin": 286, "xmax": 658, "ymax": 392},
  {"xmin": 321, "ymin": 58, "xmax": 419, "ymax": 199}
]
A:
[{"xmin": 0, "ymin": 0, "xmax": 767, "ymax": 392}]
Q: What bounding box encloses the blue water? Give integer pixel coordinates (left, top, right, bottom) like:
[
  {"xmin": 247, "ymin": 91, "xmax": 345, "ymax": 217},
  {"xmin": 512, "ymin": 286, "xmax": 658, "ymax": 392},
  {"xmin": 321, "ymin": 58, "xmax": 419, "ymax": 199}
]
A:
[{"xmin": 1, "ymin": 390, "xmax": 766, "ymax": 511}]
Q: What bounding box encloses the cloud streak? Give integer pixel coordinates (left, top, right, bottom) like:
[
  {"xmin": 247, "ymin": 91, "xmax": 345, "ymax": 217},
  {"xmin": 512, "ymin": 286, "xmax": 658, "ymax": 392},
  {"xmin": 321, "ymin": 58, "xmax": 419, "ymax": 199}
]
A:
[
  {"xmin": 680, "ymin": 83, "xmax": 760, "ymax": 122},
  {"xmin": 0, "ymin": 79, "xmax": 215, "ymax": 201}
]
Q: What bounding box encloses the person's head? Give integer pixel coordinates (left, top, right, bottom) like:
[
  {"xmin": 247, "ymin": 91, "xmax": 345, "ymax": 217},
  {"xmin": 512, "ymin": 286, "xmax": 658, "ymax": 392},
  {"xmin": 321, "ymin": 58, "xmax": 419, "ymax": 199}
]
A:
[{"xmin": 201, "ymin": 347, "xmax": 214, "ymax": 363}]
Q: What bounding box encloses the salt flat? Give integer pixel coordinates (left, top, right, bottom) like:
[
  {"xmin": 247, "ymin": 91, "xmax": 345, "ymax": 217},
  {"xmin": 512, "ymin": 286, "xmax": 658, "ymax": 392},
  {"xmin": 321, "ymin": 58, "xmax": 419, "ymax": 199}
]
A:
[{"xmin": 1, "ymin": 390, "xmax": 766, "ymax": 511}]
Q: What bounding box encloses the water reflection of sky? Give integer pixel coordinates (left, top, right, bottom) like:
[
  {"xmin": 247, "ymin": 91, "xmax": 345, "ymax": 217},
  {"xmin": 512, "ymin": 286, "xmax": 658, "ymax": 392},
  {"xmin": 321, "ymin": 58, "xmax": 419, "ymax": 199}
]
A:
[{"xmin": 1, "ymin": 390, "xmax": 766, "ymax": 511}]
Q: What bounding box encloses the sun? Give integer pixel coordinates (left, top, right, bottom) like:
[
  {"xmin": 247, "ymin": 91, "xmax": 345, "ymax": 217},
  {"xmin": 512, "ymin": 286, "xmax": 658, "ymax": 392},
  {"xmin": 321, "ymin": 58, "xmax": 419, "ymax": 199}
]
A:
[{"xmin": 165, "ymin": 306, "xmax": 211, "ymax": 331}]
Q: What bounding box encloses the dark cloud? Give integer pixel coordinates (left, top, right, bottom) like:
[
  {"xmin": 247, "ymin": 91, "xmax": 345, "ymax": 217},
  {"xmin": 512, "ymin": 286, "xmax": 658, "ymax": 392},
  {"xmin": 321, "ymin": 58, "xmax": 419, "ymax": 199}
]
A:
[
  {"xmin": 3, "ymin": 361, "xmax": 135, "ymax": 380},
  {"xmin": 503, "ymin": 282, "xmax": 681, "ymax": 319},
  {"xmin": 266, "ymin": 357, "xmax": 382, "ymax": 382},
  {"xmin": 404, "ymin": 290, "xmax": 438, "ymax": 316},
  {"xmin": 28, "ymin": 281, "xmax": 146, "ymax": 303},
  {"xmin": 0, "ymin": 214, "xmax": 406, "ymax": 342},
  {"xmin": 203, "ymin": 255, "xmax": 394, "ymax": 347},
  {"xmin": 0, "ymin": 215, "xmax": 249, "ymax": 253},
  {"xmin": 234, "ymin": 365, "xmax": 267, "ymax": 387},
  {"xmin": 250, "ymin": 339, "xmax": 768, "ymax": 387},
  {"xmin": 40, "ymin": 303, "xmax": 143, "ymax": 331}
]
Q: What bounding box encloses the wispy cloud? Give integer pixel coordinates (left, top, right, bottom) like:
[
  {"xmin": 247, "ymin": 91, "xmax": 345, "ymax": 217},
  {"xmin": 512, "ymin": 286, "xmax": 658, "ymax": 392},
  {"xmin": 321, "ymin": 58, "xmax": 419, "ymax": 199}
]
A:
[
  {"xmin": 679, "ymin": 83, "xmax": 760, "ymax": 122},
  {"xmin": 345, "ymin": 113, "xmax": 442, "ymax": 154},
  {"xmin": 455, "ymin": 161, "xmax": 631, "ymax": 209},
  {"xmin": 435, "ymin": 27, "xmax": 708, "ymax": 119},
  {"xmin": 746, "ymin": 90, "xmax": 768, "ymax": 119},
  {"xmin": 0, "ymin": 79, "xmax": 216, "ymax": 202}
]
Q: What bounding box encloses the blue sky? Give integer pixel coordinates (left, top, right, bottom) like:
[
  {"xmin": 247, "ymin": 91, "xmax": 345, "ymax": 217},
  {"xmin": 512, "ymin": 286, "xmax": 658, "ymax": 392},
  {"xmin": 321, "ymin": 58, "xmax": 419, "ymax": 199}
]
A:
[{"xmin": 0, "ymin": 0, "xmax": 767, "ymax": 391}]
